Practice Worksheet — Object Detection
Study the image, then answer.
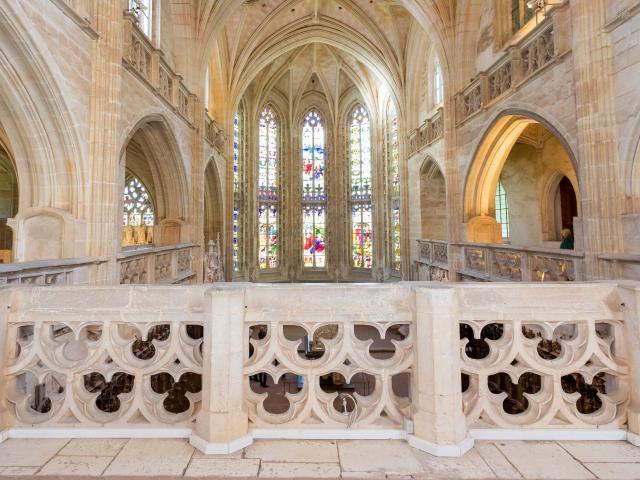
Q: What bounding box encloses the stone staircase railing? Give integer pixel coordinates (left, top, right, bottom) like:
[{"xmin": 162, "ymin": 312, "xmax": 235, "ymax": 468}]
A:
[
  {"xmin": 415, "ymin": 239, "xmax": 584, "ymax": 282},
  {"xmin": 118, "ymin": 243, "xmax": 198, "ymax": 285}
]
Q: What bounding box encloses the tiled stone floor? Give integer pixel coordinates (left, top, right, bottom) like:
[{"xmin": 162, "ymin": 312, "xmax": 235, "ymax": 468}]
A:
[{"xmin": 0, "ymin": 438, "xmax": 637, "ymax": 479}]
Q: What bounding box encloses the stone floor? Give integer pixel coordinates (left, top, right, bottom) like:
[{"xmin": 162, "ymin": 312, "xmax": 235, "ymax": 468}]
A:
[{"xmin": 0, "ymin": 438, "xmax": 637, "ymax": 479}]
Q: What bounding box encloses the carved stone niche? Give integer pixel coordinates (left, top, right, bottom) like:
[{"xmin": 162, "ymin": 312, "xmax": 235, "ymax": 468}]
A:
[
  {"xmin": 8, "ymin": 207, "xmax": 86, "ymax": 262},
  {"xmin": 155, "ymin": 218, "xmax": 185, "ymax": 246},
  {"xmin": 465, "ymin": 215, "xmax": 503, "ymax": 244}
]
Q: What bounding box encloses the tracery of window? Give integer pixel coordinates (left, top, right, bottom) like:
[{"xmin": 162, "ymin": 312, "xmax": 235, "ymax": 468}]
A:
[
  {"xmin": 122, "ymin": 177, "xmax": 154, "ymax": 246},
  {"xmin": 302, "ymin": 110, "xmax": 327, "ymax": 269},
  {"xmin": 387, "ymin": 101, "xmax": 401, "ymax": 272},
  {"xmin": 233, "ymin": 110, "xmax": 242, "ymax": 272},
  {"xmin": 350, "ymin": 105, "xmax": 373, "ymax": 269},
  {"xmin": 434, "ymin": 57, "xmax": 444, "ymax": 106},
  {"xmin": 511, "ymin": 0, "xmax": 535, "ymax": 34},
  {"xmin": 495, "ymin": 178, "xmax": 510, "ymax": 240},
  {"xmin": 258, "ymin": 106, "xmax": 279, "ymax": 270},
  {"xmin": 129, "ymin": 0, "xmax": 152, "ymax": 37}
]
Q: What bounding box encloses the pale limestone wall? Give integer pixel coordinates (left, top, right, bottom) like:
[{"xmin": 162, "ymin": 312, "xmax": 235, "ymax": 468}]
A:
[{"xmin": 407, "ymin": 140, "xmax": 445, "ymax": 265}]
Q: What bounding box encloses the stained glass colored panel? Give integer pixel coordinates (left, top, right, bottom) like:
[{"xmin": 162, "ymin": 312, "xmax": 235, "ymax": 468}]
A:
[
  {"xmin": 123, "ymin": 177, "xmax": 154, "ymax": 227},
  {"xmin": 258, "ymin": 106, "xmax": 279, "ymax": 269},
  {"xmin": 392, "ymin": 205, "xmax": 401, "ymax": 271},
  {"xmin": 351, "ymin": 203, "xmax": 373, "ymax": 269},
  {"xmin": 302, "ymin": 205, "xmax": 326, "ymax": 268}
]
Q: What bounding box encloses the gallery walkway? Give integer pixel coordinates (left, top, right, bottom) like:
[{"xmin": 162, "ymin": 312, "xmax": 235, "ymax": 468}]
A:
[{"xmin": 0, "ymin": 438, "xmax": 637, "ymax": 479}]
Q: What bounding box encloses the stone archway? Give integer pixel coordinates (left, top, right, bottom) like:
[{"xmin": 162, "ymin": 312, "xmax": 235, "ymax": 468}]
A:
[
  {"xmin": 119, "ymin": 116, "xmax": 190, "ymax": 248},
  {"xmin": 463, "ymin": 113, "xmax": 579, "ymax": 246}
]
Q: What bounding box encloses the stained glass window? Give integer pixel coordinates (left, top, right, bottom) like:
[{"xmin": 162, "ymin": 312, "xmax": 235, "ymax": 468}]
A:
[
  {"xmin": 387, "ymin": 101, "xmax": 401, "ymax": 271},
  {"xmin": 495, "ymin": 178, "xmax": 510, "ymax": 240},
  {"xmin": 258, "ymin": 106, "xmax": 279, "ymax": 269},
  {"xmin": 129, "ymin": 0, "xmax": 152, "ymax": 37},
  {"xmin": 434, "ymin": 56, "xmax": 444, "ymax": 105},
  {"xmin": 350, "ymin": 105, "xmax": 373, "ymax": 269},
  {"xmin": 123, "ymin": 177, "xmax": 154, "ymax": 227},
  {"xmin": 233, "ymin": 110, "xmax": 241, "ymax": 272},
  {"xmin": 302, "ymin": 110, "xmax": 326, "ymax": 268}
]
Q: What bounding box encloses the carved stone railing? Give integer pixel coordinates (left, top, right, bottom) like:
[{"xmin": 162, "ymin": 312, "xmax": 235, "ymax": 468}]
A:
[
  {"xmin": 118, "ymin": 243, "xmax": 198, "ymax": 285},
  {"xmin": 0, "ymin": 283, "xmax": 637, "ymax": 453},
  {"xmin": 122, "ymin": 13, "xmax": 197, "ymax": 126},
  {"xmin": 244, "ymin": 284, "xmax": 413, "ymax": 430},
  {"xmin": 600, "ymin": 253, "xmax": 640, "ymax": 282},
  {"xmin": 0, "ymin": 257, "xmax": 108, "ymax": 286},
  {"xmin": 458, "ymin": 242, "xmax": 584, "ymax": 282},
  {"xmin": 414, "ymin": 240, "xmax": 584, "ymax": 282},
  {"xmin": 2, "ymin": 286, "xmax": 204, "ymax": 429},
  {"xmin": 407, "ymin": 108, "xmax": 443, "ymax": 156},
  {"xmin": 414, "ymin": 239, "xmax": 450, "ymax": 281},
  {"xmin": 459, "ymin": 284, "xmax": 629, "ymax": 430},
  {"xmin": 455, "ymin": 21, "xmax": 557, "ymax": 126},
  {"xmin": 204, "ymin": 112, "xmax": 228, "ymax": 153}
]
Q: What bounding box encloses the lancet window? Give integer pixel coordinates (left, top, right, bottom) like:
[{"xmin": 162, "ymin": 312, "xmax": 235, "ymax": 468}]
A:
[
  {"xmin": 258, "ymin": 106, "xmax": 279, "ymax": 270},
  {"xmin": 350, "ymin": 105, "xmax": 373, "ymax": 269},
  {"xmin": 129, "ymin": 0, "xmax": 152, "ymax": 37},
  {"xmin": 233, "ymin": 109, "xmax": 242, "ymax": 272},
  {"xmin": 434, "ymin": 56, "xmax": 444, "ymax": 106},
  {"xmin": 122, "ymin": 176, "xmax": 154, "ymax": 246},
  {"xmin": 495, "ymin": 178, "xmax": 510, "ymax": 240},
  {"xmin": 387, "ymin": 101, "xmax": 401, "ymax": 272},
  {"xmin": 302, "ymin": 110, "xmax": 327, "ymax": 268}
]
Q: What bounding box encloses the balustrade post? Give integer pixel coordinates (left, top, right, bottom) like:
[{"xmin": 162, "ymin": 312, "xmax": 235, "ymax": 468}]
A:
[
  {"xmin": 479, "ymin": 72, "xmax": 490, "ymax": 108},
  {"xmin": 150, "ymin": 51, "xmax": 160, "ymax": 90},
  {"xmin": 0, "ymin": 289, "xmax": 12, "ymax": 439},
  {"xmin": 509, "ymin": 46, "xmax": 524, "ymax": 85},
  {"xmin": 616, "ymin": 284, "xmax": 640, "ymax": 446},
  {"xmin": 408, "ymin": 286, "xmax": 473, "ymax": 456},
  {"xmin": 191, "ymin": 287, "xmax": 252, "ymax": 453}
]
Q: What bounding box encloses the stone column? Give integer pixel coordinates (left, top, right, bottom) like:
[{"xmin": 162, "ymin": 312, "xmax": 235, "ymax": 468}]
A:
[
  {"xmin": 191, "ymin": 287, "xmax": 253, "ymax": 454},
  {"xmin": 86, "ymin": 2, "xmax": 125, "ymax": 284},
  {"xmin": 0, "ymin": 289, "xmax": 13, "ymax": 438},
  {"xmin": 191, "ymin": 96, "xmax": 205, "ymax": 282},
  {"xmin": 409, "ymin": 285, "xmax": 473, "ymax": 456},
  {"xmin": 570, "ymin": 0, "xmax": 623, "ymax": 279},
  {"xmin": 616, "ymin": 284, "xmax": 640, "ymax": 446}
]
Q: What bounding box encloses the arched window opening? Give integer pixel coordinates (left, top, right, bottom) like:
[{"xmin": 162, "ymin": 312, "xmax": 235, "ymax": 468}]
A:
[
  {"xmin": 233, "ymin": 109, "xmax": 242, "ymax": 272},
  {"xmin": 129, "ymin": 0, "xmax": 152, "ymax": 37},
  {"xmin": 555, "ymin": 176, "xmax": 577, "ymax": 240},
  {"xmin": 495, "ymin": 178, "xmax": 510, "ymax": 241},
  {"xmin": 0, "ymin": 146, "xmax": 17, "ymax": 263},
  {"xmin": 387, "ymin": 101, "xmax": 401, "ymax": 272},
  {"xmin": 434, "ymin": 57, "xmax": 444, "ymax": 106},
  {"xmin": 350, "ymin": 105, "xmax": 373, "ymax": 269},
  {"xmin": 122, "ymin": 176, "xmax": 154, "ymax": 246},
  {"xmin": 302, "ymin": 110, "xmax": 326, "ymax": 268},
  {"xmin": 258, "ymin": 106, "xmax": 279, "ymax": 270},
  {"xmin": 420, "ymin": 160, "xmax": 447, "ymax": 240}
]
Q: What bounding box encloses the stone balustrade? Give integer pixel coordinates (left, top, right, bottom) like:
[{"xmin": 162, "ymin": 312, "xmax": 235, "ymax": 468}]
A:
[
  {"xmin": 415, "ymin": 239, "xmax": 584, "ymax": 282},
  {"xmin": 407, "ymin": 108, "xmax": 443, "ymax": 156},
  {"xmin": 118, "ymin": 243, "xmax": 198, "ymax": 285},
  {"xmin": 0, "ymin": 257, "xmax": 108, "ymax": 286},
  {"xmin": 454, "ymin": 20, "xmax": 556, "ymax": 126},
  {"xmin": 0, "ymin": 282, "xmax": 637, "ymax": 455},
  {"xmin": 122, "ymin": 13, "xmax": 197, "ymax": 126},
  {"xmin": 204, "ymin": 112, "xmax": 228, "ymax": 153}
]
